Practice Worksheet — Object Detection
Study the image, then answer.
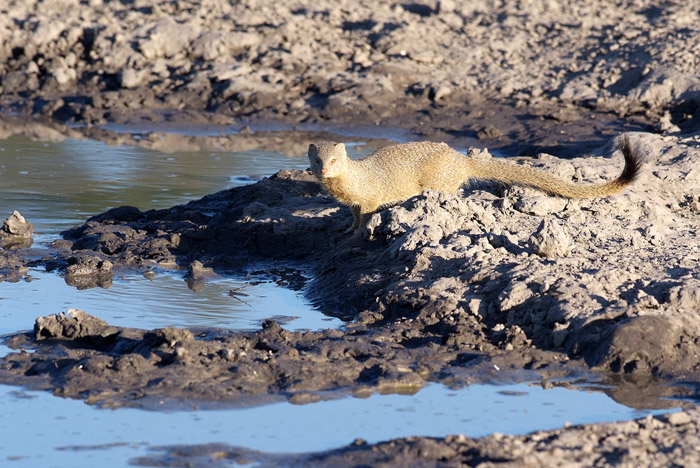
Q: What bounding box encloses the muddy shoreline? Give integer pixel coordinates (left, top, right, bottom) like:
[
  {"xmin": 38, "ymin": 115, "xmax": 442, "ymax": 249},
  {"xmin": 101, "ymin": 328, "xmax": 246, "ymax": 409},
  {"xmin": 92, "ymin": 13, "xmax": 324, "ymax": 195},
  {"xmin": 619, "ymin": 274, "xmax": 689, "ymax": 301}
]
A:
[
  {"xmin": 2, "ymin": 0, "xmax": 700, "ymax": 466},
  {"xmin": 130, "ymin": 407, "xmax": 700, "ymax": 467},
  {"xmin": 3, "ymin": 0, "xmax": 699, "ymax": 155}
]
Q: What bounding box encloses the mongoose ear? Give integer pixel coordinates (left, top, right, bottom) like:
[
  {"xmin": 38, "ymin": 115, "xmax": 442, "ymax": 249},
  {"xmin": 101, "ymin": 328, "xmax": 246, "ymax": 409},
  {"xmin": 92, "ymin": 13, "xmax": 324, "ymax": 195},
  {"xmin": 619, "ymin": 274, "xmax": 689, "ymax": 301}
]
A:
[{"xmin": 308, "ymin": 143, "xmax": 317, "ymax": 154}]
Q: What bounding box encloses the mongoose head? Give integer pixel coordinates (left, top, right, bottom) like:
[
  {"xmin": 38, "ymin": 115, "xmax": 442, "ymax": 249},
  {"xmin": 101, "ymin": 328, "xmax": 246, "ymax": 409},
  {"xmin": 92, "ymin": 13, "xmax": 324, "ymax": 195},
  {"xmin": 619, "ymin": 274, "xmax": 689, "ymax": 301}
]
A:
[{"xmin": 308, "ymin": 142, "xmax": 348, "ymax": 179}]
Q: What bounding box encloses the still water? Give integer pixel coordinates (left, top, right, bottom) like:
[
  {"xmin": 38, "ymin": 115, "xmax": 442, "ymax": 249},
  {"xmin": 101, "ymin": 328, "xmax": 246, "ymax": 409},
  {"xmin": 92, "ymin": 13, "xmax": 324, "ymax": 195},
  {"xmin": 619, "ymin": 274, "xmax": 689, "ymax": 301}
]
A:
[
  {"xmin": 0, "ymin": 134, "xmax": 312, "ymax": 244},
  {"xmin": 0, "ymin": 129, "xmax": 681, "ymax": 467},
  {"xmin": 0, "ymin": 381, "xmax": 663, "ymax": 468},
  {"xmin": 0, "ymin": 133, "xmax": 341, "ymax": 333}
]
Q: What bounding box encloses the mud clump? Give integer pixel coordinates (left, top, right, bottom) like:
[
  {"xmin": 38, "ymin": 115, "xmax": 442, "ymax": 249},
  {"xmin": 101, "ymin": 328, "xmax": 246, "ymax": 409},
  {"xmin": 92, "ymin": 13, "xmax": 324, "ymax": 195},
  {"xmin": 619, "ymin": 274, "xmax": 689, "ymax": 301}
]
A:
[
  {"xmin": 1, "ymin": 210, "xmax": 33, "ymax": 239},
  {"xmin": 0, "ymin": 210, "xmax": 33, "ymax": 250},
  {"xmin": 527, "ymin": 219, "xmax": 572, "ymax": 258},
  {"xmin": 0, "ymin": 210, "xmax": 33, "ymax": 279},
  {"xmin": 34, "ymin": 309, "xmax": 119, "ymax": 341},
  {"xmin": 0, "ymin": 309, "xmax": 486, "ymax": 408}
]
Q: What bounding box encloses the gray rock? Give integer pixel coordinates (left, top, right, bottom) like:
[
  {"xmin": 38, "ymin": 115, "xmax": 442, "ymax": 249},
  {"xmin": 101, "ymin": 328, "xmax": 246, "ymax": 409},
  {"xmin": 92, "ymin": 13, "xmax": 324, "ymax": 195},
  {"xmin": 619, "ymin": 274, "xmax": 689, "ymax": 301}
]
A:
[{"xmin": 0, "ymin": 211, "xmax": 33, "ymax": 238}]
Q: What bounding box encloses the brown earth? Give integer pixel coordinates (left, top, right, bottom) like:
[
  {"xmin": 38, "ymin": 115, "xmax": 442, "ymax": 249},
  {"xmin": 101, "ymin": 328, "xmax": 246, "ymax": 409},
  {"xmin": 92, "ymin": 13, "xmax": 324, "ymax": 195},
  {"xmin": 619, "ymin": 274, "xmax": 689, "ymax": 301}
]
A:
[{"xmin": 2, "ymin": 0, "xmax": 700, "ymax": 466}]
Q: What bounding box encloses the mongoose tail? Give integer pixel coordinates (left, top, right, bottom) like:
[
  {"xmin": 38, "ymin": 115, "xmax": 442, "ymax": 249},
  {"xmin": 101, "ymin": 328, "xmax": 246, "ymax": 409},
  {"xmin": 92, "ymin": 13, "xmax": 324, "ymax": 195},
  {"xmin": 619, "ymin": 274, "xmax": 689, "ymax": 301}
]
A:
[{"xmin": 469, "ymin": 135, "xmax": 643, "ymax": 198}]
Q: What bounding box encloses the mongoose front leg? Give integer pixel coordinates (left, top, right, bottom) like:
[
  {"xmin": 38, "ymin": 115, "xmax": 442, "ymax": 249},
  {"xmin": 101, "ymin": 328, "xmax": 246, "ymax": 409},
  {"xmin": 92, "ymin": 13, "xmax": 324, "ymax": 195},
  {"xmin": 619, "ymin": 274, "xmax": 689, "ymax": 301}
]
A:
[
  {"xmin": 353, "ymin": 203, "xmax": 379, "ymax": 232},
  {"xmin": 345, "ymin": 206, "xmax": 376, "ymax": 233},
  {"xmin": 343, "ymin": 206, "xmax": 362, "ymax": 234},
  {"xmin": 358, "ymin": 211, "xmax": 374, "ymax": 230}
]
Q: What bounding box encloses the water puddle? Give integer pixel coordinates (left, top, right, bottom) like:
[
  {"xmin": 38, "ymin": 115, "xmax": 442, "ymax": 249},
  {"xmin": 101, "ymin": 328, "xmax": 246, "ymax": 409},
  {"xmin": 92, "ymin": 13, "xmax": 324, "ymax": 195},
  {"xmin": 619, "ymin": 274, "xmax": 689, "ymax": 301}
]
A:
[
  {"xmin": 0, "ymin": 268, "xmax": 341, "ymax": 336},
  {"xmin": 0, "ymin": 380, "xmax": 672, "ymax": 467},
  {"xmin": 0, "ymin": 134, "xmax": 313, "ymax": 243},
  {"xmin": 0, "ymin": 134, "xmax": 352, "ymax": 333}
]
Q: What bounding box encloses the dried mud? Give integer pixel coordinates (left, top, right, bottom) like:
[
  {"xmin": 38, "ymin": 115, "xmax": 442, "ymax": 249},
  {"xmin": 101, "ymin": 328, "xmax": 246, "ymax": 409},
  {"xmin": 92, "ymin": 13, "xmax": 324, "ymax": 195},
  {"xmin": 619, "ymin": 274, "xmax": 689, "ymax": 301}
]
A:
[{"xmin": 2, "ymin": 0, "xmax": 700, "ymax": 466}]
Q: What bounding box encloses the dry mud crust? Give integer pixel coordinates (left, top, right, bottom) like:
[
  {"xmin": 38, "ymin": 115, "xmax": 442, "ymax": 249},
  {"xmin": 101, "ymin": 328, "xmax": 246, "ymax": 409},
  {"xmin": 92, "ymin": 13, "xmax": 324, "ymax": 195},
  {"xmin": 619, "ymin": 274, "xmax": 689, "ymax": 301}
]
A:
[
  {"xmin": 2, "ymin": 0, "xmax": 700, "ymax": 151},
  {"xmin": 130, "ymin": 410, "xmax": 700, "ymax": 468}
]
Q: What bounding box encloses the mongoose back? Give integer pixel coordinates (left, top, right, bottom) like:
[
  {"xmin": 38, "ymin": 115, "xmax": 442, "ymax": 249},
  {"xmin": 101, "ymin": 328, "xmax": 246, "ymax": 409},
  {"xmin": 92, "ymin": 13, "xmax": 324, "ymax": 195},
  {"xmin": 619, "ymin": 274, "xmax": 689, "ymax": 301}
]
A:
[{"xmin": 307, "ymin": 136, "xmax": 643, "ymax": 232}]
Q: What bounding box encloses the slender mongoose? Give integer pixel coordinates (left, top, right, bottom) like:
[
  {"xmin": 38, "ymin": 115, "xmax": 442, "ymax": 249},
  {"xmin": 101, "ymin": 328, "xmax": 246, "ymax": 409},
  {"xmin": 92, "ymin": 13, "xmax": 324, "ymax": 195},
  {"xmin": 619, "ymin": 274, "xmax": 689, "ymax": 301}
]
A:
[{"xmin": 308, "ymin": 136, "xmax": 642, "ymax": 232}]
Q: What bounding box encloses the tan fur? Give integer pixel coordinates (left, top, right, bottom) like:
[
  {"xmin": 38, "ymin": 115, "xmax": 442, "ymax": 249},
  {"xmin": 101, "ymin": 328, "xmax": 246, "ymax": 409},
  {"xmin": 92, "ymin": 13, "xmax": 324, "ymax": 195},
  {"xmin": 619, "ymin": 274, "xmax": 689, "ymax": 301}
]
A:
[{"xmin": 307, "ymin": 136, "xmax": 642, "ymax": 232}]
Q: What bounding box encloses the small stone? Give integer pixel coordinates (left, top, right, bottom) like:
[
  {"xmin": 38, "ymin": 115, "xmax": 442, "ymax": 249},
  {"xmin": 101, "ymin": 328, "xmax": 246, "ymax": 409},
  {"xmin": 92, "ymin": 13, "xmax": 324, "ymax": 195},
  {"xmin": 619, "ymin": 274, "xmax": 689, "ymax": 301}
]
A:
[
  {"xmin": 515, "ymin": 195, "xmax": 567, "ymax": 216},
  {"xmin": 477, "ymin": 125, "xmax": 503, "ymax": 140},
  {"xmin": 51, "ymin": 67, "xmax": 77, "ymax": 86},
  {"xmin": 120, "ymin": 68, "xmax": 144, "ymax": 89},
  {"xmin": 184, "ymin": 260, "xmax": 215, "ymax": 281},
  {"xmin": 430, "ymin": 85, "xmax": 451, "ymax": 101},
  {"xmin": 528, "ymin": 219, "xmax": 572, "ymax": 258},
  {"xmin": 98, "ymin": 260, "xmax": 113, "ymax": 273},
  {"xmin": 1, "ymin": 211, "xmax": 34, "ymax": 238}
]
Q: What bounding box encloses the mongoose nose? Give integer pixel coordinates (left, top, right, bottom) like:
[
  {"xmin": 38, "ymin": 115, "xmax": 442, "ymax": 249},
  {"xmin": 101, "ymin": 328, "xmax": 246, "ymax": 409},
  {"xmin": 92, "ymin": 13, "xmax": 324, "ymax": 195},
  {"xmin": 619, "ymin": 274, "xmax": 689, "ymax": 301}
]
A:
[{"xmin": 321, "ymin": 168, "xmax": 327, "ymax": 174}]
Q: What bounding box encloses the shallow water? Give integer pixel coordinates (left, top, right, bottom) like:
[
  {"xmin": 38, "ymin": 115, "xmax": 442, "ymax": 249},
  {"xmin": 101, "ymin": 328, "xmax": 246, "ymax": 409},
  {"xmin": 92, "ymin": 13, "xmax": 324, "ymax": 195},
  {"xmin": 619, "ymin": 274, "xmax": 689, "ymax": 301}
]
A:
[
  {"xmin": 0, "ymin": 381, "xmax": 668, "ymax": 468},
  {"xmin": 0, "ymin": 133, "xmax": 346, "ymax": 333},
  {"xmin": 0, "ymin": 268, "xmax": 341, "ymax": 336},
  {"xmin": 0, "ymin": 134, "xmax": 312, "ymax": 244},
  {"xmin": 0, "ymin": 128, "xmax": 686, "ymax": 467}
]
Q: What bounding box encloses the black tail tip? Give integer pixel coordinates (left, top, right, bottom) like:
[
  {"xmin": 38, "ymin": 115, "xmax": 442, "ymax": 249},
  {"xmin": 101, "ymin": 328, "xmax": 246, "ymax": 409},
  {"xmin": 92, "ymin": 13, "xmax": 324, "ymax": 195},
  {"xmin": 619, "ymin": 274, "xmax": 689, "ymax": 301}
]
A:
[{"xmin": 618, "ymin": 134, "xmax": 644, "ymax": 185}]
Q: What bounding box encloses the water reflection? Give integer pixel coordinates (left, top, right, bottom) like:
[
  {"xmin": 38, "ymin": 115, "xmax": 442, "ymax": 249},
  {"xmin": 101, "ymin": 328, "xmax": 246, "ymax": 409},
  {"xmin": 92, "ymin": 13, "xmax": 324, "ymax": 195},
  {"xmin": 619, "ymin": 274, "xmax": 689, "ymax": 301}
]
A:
[
  {"xmin": 0, "ymin": 133, "xmax": 349, "ymax": 334},
  {"xmin": 0, "ymin": 381, "xmax": 673, "ymax": 467},
  {"xmin": 0, "ymin": 134, "xmax": 313, "ymax": 244},
  {"xmin": 0, "ymin": 267, "xmax": 342, "ymax": 337}
]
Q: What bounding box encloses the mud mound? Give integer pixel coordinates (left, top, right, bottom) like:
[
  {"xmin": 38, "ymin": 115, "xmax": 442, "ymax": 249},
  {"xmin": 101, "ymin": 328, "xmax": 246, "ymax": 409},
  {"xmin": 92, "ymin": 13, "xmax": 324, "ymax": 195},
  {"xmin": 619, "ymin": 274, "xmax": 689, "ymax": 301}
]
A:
[
  {"xmin": 28, "ymin": 131, "xmax": 700, "ymax": 379},
  {"xmin": 0, "ymin": 131, "xmax": 698, "ymax": 415}
]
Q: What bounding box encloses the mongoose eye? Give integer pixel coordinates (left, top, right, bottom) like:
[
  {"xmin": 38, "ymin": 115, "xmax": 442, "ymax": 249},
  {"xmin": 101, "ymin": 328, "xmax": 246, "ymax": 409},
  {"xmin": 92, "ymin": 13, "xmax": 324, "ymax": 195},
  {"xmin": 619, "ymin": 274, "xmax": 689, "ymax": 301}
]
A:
[
  {"xmin": 329, "ymin": 159, "xmax": 336, "ymax": 165},
  {"xmin": 315, "ymin": 157, "xmax": 321, "ymax": 164}
]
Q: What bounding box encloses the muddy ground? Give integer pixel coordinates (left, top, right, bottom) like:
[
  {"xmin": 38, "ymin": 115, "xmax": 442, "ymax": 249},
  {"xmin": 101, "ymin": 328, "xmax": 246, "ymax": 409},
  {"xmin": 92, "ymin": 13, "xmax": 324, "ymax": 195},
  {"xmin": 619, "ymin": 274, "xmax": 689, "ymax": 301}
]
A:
[
  {"xmin": 2, "ymin": 0, "xmax": 700, "ymax": 154},
  {"xmin": 1, "ymin": 0, "xmax": 700, "ymax": 466}
]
